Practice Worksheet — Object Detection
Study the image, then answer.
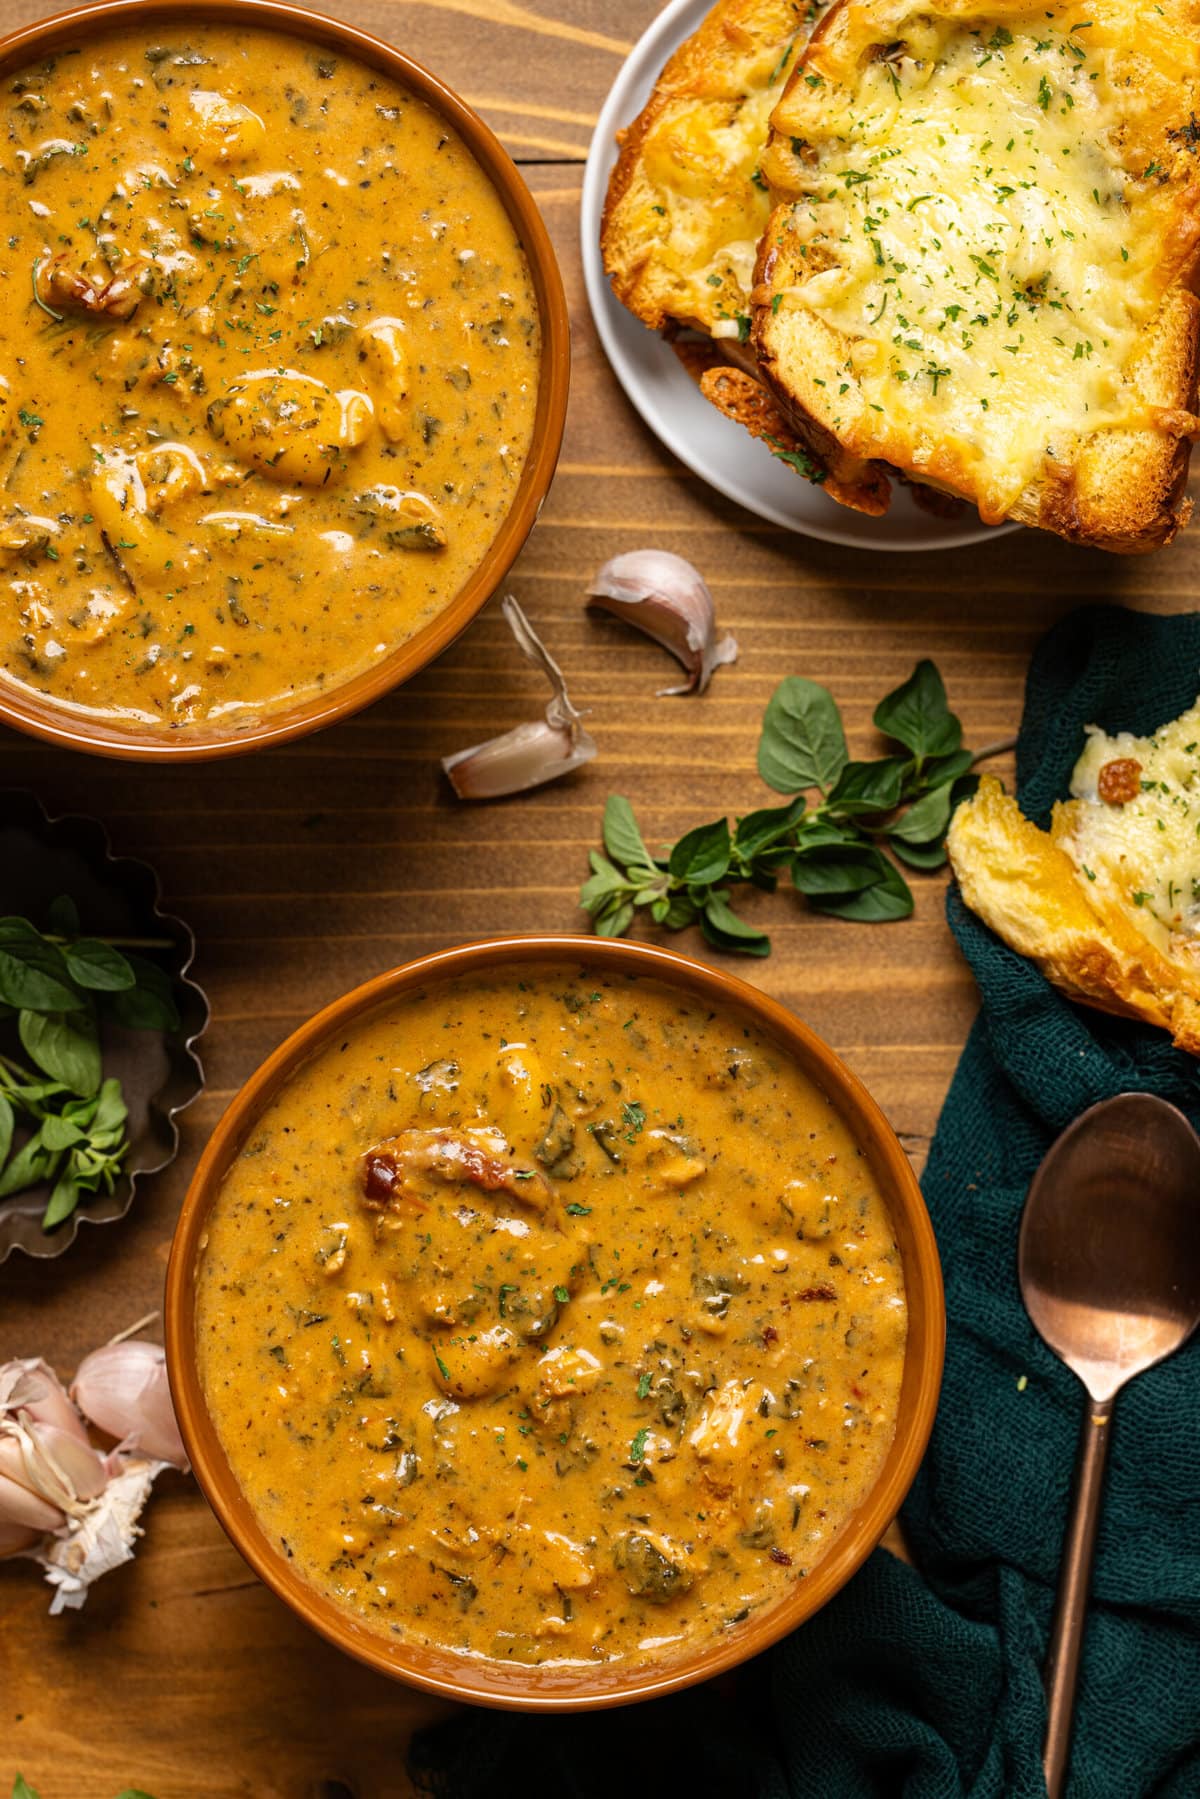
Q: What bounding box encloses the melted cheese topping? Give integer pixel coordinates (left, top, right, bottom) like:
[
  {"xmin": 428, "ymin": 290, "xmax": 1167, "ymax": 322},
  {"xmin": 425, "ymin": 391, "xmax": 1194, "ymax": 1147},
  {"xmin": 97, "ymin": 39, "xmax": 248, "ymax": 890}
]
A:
[
  {"xmin": 774, "ymin": 12, "xmax": 1165, "ymax": 516},
  {"xmin": 637, "ymin": 82, "xmax": 782, "ymax": 333},
  {"xmin": 1067, "ymin": 700, "xmax": 1200, "ymax": 948}
]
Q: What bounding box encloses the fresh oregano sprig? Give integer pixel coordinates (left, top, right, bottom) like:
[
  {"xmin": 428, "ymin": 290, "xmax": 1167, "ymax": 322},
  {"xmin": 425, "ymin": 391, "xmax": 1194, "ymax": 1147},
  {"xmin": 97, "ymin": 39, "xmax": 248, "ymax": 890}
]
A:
[
  {"xmin": 0, "ymin": 896, "xmax": 180, "ymax": 1229},
  {"xmin": 580, "ymin": 660, "xmax": 995, "ymax": 957}
]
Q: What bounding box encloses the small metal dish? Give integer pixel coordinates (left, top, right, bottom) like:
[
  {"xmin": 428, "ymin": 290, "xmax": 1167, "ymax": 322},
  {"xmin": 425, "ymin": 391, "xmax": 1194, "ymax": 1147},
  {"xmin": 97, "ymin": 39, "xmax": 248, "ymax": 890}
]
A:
[{"xmin": 0, "ymin": 790, "xmax": 208, "ymax": 1261}]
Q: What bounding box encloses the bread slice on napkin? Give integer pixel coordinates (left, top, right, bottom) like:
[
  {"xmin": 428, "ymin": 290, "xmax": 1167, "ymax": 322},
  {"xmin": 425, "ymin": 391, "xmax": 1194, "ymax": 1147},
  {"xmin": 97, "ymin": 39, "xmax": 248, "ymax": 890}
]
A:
[{"xmin": 947, "ymin": 700, "xmax": 1200, "ymax": 1052}]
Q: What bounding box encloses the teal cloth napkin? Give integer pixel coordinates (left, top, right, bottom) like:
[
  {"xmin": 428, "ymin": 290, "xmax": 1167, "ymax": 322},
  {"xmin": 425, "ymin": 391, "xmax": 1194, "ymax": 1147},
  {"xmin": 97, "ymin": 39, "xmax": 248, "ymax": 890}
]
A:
[{"xmin": 410, "ymin": 605, "xmax": 1200, "ymax": 1799}]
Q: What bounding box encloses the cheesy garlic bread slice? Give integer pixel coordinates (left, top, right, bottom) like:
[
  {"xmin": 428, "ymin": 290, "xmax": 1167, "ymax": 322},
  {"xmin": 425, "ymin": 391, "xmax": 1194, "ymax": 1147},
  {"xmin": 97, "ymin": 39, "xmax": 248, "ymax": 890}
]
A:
[
  {"xmin": 602, "ymin": 0, "xmax": 817, "ymax": 338},
  {"xmin": 754, "ymin": 0, "xmax": 1200, "ymax": 551},
  {"xmin": 947, "ymin": 704, "xmax": 1200, "ymax": 1052}
]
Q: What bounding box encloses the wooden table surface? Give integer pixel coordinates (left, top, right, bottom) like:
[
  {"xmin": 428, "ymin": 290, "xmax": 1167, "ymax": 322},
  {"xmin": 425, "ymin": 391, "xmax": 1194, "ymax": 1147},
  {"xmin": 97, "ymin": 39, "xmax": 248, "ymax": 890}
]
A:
[{"xmin": 0, "ymin": 1, "xmax": 1193, "ymax": 1792}]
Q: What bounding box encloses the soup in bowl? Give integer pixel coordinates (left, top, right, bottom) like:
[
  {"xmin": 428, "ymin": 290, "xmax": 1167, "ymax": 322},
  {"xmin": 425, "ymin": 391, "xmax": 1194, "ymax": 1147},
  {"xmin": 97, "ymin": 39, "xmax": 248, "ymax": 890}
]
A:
[
  {"xmin": 167, "ymin": 937, "xmax": 944, "ymax": 1708},
  {"xmin": 0, "ymin": 0, "xmax": 568, "ymax": 759}
]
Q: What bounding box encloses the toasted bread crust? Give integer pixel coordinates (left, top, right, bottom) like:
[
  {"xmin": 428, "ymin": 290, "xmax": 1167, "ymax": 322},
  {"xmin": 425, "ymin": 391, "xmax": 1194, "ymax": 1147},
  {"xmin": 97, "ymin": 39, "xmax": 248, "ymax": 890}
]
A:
[
  {"xmin": 699, "ymin": 365, "xmax": 890, "ymax": 511},
  {"xmin": 948, "ymin": 776, "xmax": 1200, "ymax": 1054},
  {"xmin": 753, "ymin": 0, "xmax": 1200, "ymax": 552}
]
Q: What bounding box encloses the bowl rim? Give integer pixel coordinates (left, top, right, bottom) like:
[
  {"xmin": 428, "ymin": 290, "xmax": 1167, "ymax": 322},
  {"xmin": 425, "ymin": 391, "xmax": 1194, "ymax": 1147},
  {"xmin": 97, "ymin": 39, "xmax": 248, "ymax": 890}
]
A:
[
  {"xmin": 0, "ymin": 0, "xmax": 570, "ymax": 763},
  {"xmin": 166, "ymin": 933, "xmax": 945, "ymax": 1711}
]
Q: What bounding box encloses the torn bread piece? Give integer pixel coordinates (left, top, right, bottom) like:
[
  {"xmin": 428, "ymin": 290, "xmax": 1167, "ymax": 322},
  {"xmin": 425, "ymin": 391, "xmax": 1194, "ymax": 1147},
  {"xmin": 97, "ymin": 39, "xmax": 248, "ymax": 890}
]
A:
[
  {"xmin": 753, "ymin": 0, "xmax": 1200, "ymax": 552},
  {"xmin": 947, "ymin": 700, "xmax": 1200, "ymax": 1052}
]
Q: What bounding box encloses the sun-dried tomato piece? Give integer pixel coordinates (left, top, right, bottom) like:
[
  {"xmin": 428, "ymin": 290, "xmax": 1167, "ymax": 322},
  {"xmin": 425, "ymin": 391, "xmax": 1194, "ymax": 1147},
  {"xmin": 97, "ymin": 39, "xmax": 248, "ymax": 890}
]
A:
[
  {"xmin": 1097, "ymin": 757, "xmax": 1143, "ymax": 806},
  {"xmin": 362, "ymin": 1151, "xmax": 400, "ymax": 1204},
  {"xmin": 358, "ymin": 1127, "xmax": 554, "ymax": 1213}
]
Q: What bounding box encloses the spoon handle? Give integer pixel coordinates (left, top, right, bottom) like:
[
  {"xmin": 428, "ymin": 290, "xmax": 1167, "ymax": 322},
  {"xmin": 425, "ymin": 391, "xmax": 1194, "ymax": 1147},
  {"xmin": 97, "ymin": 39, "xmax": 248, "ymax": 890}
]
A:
[{"xmin": 1043, "ymin": 1394, "xmax": 1114, "ymax": 1798}]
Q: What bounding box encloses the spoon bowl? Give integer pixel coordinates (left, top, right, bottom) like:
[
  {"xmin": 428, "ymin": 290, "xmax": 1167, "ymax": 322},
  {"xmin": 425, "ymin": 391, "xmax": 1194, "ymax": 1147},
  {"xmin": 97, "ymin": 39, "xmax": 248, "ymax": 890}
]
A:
[
  {"xmin": 1020, "ymin": 1092, "xmax": 1200, "ymax": 1401},
  {"xmin": 1019, "ymin": 1091, "xmax": 1200, "ymax": 1797}
]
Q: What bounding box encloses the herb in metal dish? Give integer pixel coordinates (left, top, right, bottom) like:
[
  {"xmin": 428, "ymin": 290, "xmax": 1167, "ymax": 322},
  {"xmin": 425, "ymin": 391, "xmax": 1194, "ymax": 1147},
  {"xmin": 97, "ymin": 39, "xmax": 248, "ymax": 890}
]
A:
[{"xmin": 0, "ymin": 897, "xmax": 179, "ymax": 1230}]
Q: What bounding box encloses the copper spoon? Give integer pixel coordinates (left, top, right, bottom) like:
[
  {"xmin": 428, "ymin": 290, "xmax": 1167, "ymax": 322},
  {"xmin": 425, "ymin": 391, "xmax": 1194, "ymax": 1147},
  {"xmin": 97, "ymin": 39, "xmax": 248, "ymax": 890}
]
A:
[{"xmin": 1019, "ymin": 1092, "xmax": 1200, "ymax": 1798}]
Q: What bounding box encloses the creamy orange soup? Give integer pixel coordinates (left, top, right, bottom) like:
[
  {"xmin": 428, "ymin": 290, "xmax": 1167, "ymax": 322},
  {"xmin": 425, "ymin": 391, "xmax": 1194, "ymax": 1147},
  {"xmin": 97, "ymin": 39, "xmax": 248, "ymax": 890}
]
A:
[
  {"xmin": 0, "ymin": 26, "xmax": 540, "ymax": 734},
  {"xmin": 196, "ymin": 968, "xmax": 907, "ymax": 1669}
]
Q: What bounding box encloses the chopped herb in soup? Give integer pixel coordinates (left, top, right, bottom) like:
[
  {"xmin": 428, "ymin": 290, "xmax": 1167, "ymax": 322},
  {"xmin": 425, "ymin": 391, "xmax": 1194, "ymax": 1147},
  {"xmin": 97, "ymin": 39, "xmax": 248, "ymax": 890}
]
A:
[
  {"xmin": 0, "ymin": 27, "xmax": 540, "ymax": 733},
  {"xmin": 196, "ymin": 969, "xmax": 907, "ymax": 1667}
]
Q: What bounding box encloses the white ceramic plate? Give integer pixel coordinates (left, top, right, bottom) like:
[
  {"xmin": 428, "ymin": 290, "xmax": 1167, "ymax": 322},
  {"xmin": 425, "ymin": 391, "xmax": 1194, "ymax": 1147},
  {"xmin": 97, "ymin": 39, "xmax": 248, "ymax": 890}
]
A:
[{"xmin": 580, "ymin": 0, "xmax": 1015, "ymax": 553}]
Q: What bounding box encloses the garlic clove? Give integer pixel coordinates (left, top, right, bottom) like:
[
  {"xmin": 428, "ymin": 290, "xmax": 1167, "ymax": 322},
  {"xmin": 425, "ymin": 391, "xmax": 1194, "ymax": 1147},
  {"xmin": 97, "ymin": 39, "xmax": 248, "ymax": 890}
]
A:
[
  {"xmin": 444, "ymin": 718, "xmax": 597, "ymax": 800},
  {"xmin": 0, "ymin": 1517, "xmax": 40, "ymax": 1557},
  {"xmin": 0, "ymin": 1357, "xmax": 91, "ymax": 1446},
  {"xmin": 0, "ymin": 1419, "xmax": 112, "ymax": 1518},
  {"xmin": 0, "ymin": 1460, "xmax": 67, "ymax": 1534},
  {"xmin": 71, "ymin": 1341, "xmax": 189, "ymax": 1472},
  {"xmin": 443, "ymin": 595, "xmax": 596, "ymax": 801},
  {"xmin": 586, "ymin": 549, "xmax": 738, "ymax": 695},
  {"xmin": 31, "ymin": 1424, "xmax": 115, "ymax": 1503}
]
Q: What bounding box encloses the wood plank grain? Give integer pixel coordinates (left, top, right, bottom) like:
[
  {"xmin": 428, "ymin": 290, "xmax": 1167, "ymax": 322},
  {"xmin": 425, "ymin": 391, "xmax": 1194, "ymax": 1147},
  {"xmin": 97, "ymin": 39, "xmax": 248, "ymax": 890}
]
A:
[
  {"xmin": 2, "ymin": 44, "xmax": 1199, "ymax": 1798},
  {"xmin": 1, "ymin": 1489, "xmax": 450, "ymax": 1798}
]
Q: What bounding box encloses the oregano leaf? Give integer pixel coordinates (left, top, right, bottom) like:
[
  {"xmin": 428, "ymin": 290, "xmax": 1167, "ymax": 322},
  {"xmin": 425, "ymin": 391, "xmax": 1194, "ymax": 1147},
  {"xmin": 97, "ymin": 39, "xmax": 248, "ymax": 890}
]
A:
[
  {"xmin": 64, "ymin": 937, "xmax": 136, "ymax": 992},
  {"xmin": 42, "ymin": 1168, "xmax": 80, "ymax": 1230},
  {"xmin": 668, "ymin": 819, "xmax": 731, "ymax": 885},
  {"xmin": 106, "ymin": 954, "xmax": 180, "ymax": 1031},
  {"xmin": 808, "ymin": 857, "xmax": 914, "ymax": 922},
  {"xmin": 0, "ymin": 936, "xmax": 80, "ymax": 1012},
  {"xmin": 888, "ymin": 781, "xmax": 955, "ymax": 844},
  {"xmin": 602, "ymin": 795, "xmax": 654, "ymax": 872},
  {"xmin": 757, "ymin": 677, "xmax": 848, "ymax": 795},
  {"xmin": 874, "ymin": 660, "xmax": 962, "ymax": 763},
  {"xmin": 19, "ymin": 1006, "xmax": 101, "ymax": 1097},
  {"xmin": 825, "ymin": 757, "xmax": 908, "ymax": 818}
]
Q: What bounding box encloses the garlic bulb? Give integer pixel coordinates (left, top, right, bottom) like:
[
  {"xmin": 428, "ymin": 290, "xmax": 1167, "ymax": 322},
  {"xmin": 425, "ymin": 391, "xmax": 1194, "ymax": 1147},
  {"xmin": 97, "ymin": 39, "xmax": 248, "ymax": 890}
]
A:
[
  {"xmin": 0, "ymin": 1360, "xmax": 115, "ymax": 1542},
  {"xmin": 444, "ymin": 594, "xmax": 597, "ymax": 799},
  {"xmin": 586, "ymin": 549, "xmax": 738, "ymax": 695},
  {"xmin": 0, "ymin": 1341, "xmax": 184, "ymax": 1612},
  {"xmin": 71, "ymin": 1341, "xmax": 188, "ymax": 1470}
]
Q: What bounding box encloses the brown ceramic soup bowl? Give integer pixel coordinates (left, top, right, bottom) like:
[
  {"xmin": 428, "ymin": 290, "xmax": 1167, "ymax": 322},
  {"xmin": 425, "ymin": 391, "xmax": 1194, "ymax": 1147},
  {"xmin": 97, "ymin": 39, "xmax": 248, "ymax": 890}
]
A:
[
  {"xmin": 0, "ymin": 0, "xmax": 569, "ymax": 762},
  {"xmin": 166, "ymin": 935, "xmax": 945, "ymax": 1711}
]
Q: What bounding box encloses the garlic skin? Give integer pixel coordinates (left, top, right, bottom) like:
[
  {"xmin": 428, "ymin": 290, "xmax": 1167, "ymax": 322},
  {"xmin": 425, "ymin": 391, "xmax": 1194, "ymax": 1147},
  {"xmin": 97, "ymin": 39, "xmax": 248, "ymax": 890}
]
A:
[
  {"xmin": 444, "ymin": 594, "xmax": 597, "ymax": 800},
  {"xmin": 36, "ymin": 1456, "xmax": 167, "ymax": 1615},
  {"xmin": 71, "ymin": 1341, "xmax": 189, "ymax": 1471},
  {"xmin": 586, "ymin": 549, "xmax": 738, "ymax": 695}
]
